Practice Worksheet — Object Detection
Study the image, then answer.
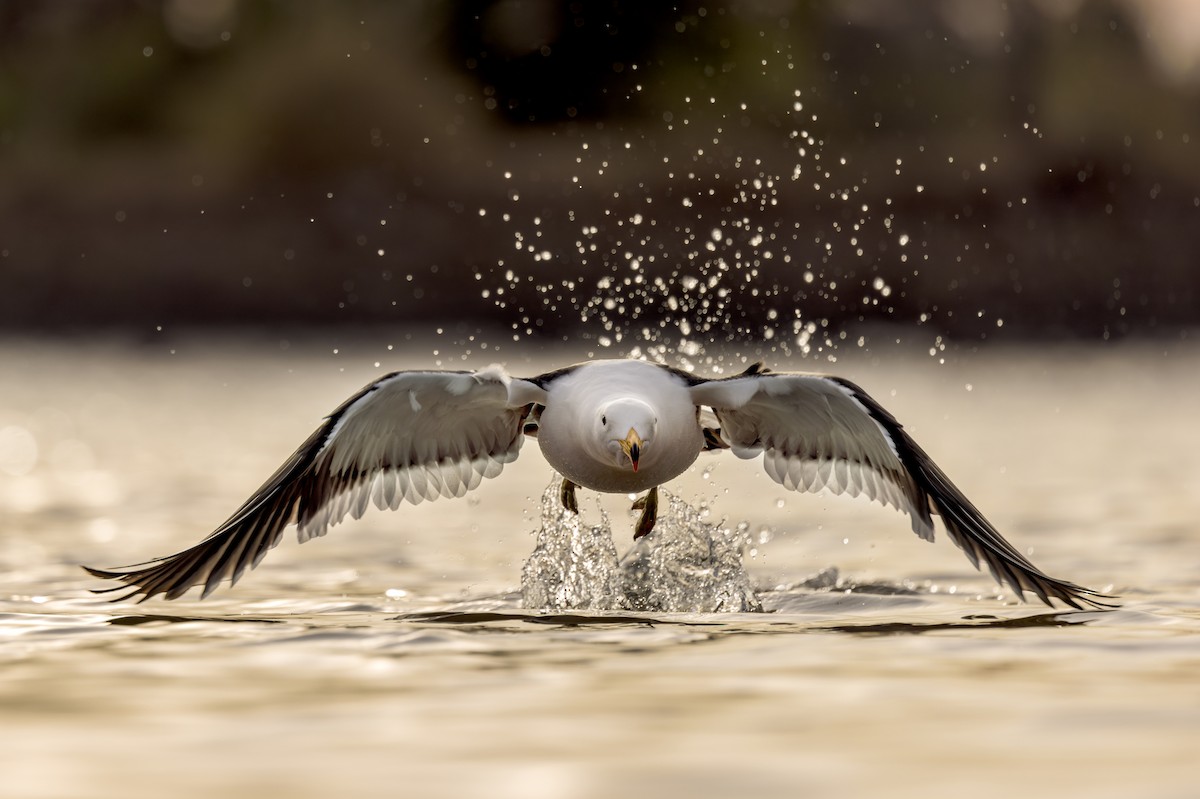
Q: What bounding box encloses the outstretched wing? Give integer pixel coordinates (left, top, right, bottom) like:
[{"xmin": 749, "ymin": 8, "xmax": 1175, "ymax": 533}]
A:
[
  {"xmin": 691, "ymin": 372, "xmax": 1112, "ymax": 609},
  {"xmin": 85, "ymin": 366, "xmax": 545, "ymax": 602}
]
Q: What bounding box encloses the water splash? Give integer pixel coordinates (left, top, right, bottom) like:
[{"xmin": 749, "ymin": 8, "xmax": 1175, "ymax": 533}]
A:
[
  {"xmin": 619, "ymin": 491, "xmax": 762, "ymax": 613},
  {"xmin": 520, "ymin": 480, "xmax": 624, "ymax": 611},
  {"xmin": 520, "ymin": 476, "xmax": 761, "ymax": 613}
]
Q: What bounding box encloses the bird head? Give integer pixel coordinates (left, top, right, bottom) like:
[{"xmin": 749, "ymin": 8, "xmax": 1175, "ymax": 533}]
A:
[{"xmin": 597, "ymin": 399, "xmax": 657, "ymax": 472}]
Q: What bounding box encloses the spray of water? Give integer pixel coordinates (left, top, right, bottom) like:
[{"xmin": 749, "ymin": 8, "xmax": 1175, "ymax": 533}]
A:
[
  {"xmin": 521, "ymin": 475, "xmax": 761, "ymax": 613},
  {"xmin": 467, "ymin": 74, "xmax": 956, "ymax": 373},
  {"xmin": 520, "ymin": 479, "xmax": 625, "ymax": 611}
]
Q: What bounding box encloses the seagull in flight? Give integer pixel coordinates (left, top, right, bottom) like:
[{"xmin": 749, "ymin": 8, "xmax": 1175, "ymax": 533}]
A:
[{"xmin": 86, "ymin": 359, "xmax": 1111, "ymax": 608}]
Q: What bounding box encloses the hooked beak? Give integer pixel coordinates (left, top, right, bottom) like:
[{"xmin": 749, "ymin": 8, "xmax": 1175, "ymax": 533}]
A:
[{"xmin": 619, "ymin": 428, "xmax": 644, "ymax": 472}]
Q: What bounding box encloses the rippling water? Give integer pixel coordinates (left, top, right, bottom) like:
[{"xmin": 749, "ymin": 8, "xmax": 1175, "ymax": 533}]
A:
[{"xmin": 2, "ymin": 337, "xmax": 1198, "ymax": 799}]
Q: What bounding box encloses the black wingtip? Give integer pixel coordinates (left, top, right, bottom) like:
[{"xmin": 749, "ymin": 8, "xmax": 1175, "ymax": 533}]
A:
[
  {"xmin": 1056, "ymin": 586, "xmax": 1121, "ymax": 611},
  {"xmin": 928, "ymin": 490, "xmax": 1118, "ymax": 611},
  {"xmin": 836, "ymin": 379, "xmax": 1118, "ymax": 612},
  {"xmin": 1024, "ymin": 583, "xmax": 1119, "ymax": 611},
  {"xmin": 81, "ymin": 564, "xmax": 151, "ymax": 603},
  {"xmin": 82, "ymin": 564, "xmax": 124, "ymax": 581}
]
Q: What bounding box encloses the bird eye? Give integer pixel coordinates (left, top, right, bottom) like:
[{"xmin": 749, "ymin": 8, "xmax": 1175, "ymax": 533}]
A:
[{"xmin": 601, "ymin": 415, "xmax": 607, "ymax": 425}]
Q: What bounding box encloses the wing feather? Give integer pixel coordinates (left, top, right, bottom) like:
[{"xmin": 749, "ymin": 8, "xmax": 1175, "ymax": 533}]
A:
[
  {"xmin": 84, "ymin": 368, "xmax": 542, "ymax": 601},
  {"xmin": 692, "ymin": 372, "xmax": 1112, "ymax": 609}
]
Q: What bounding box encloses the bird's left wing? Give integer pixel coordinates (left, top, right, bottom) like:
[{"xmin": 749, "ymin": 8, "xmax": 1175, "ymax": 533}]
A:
[
  {"xmin": 691, "ymin": 371, "xmax": 1111, "ymax": 609},
  {"xmin": 85, "ymin": 366, "xmax": 546, "ymax": 602}
]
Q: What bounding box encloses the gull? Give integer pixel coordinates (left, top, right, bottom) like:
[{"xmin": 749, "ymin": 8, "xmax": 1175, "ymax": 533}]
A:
[{"xmin": 85, "ymin": 359, "xmax": 1111, "ymax": 608}]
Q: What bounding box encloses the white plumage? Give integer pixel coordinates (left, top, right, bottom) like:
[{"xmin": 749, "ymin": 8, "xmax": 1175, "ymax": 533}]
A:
[{"xmin": 86, "ymin": 359, "xmax": 1110, "ymax": 609}]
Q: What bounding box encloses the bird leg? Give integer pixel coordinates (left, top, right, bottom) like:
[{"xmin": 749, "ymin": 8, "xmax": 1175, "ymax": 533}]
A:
[
  {"xmin": 559, "ymin": 478, "xmax": 580, "ymax": 514},
  {"xmin": 632, "ymin": 486, "xmax": 659, "ymax": 539}
]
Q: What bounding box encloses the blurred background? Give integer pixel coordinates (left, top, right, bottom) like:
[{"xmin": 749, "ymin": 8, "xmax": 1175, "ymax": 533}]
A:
[{"xmin": 1, "ymin": 0, "xmax": 1198, "ymax": 346}]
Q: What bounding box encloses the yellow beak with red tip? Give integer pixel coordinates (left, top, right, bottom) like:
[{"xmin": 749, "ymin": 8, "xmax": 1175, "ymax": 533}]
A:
[{"xmin": 619, "ymin": 428, "xmax": 644, "ymax": 472}]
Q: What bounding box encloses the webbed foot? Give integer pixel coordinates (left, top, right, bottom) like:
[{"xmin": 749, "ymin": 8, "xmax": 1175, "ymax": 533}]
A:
[
  {"xmin": 632, "ymin": 486, "xmax": 659, "ymax": 539},
  {"xmin": 560, "ymin": 478, "xmax": 580, "ymax": 514}
]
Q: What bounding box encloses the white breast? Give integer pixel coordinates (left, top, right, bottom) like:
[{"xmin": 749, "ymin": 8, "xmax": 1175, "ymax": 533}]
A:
[{"xmin": 536, "ymin": 361, "xmax": 703, "ymax": 494}]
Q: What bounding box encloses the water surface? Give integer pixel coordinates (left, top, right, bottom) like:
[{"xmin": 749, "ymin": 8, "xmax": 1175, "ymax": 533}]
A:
[{"xmin": 2, "ymin": 338, "xmax": 1197, "ymax": 799}]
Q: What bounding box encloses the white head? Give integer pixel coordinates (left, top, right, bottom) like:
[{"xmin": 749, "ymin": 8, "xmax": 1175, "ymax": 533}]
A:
[{"xmin": 595, "ymin": 398, "xmax": 657, "ymax": 472}]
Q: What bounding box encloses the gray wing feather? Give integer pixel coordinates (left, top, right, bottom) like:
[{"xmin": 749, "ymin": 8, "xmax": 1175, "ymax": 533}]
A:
[
  {"xmin": 85, "ymin": 367, "xmax": 534, "ymax": 602},
  {"xmin": 692, "ymin": 372, "xmax": 1112, "ymax": 609},
  {"xmin": 693, "ymin": 374, "xmax": 930, "ymax": 533}
]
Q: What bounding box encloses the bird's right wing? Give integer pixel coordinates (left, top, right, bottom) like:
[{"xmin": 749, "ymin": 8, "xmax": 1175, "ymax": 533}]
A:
[{"xmin": 85, "ymin": 366, "xmax": 546, "ymax": 601}]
